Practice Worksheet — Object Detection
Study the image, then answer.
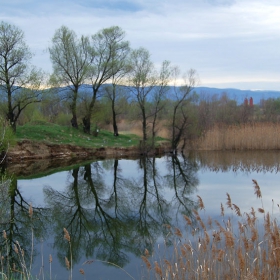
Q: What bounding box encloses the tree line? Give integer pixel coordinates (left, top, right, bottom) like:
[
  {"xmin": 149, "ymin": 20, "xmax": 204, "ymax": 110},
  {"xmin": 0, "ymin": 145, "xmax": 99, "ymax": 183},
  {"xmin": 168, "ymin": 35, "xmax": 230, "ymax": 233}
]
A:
[
  {"xmin": 0, "ymin": 21, "xmax": 200, "ymax": 153},
  {"xmin": 1, "ymin": 21, "xmax": 280, "ymax": 153}
]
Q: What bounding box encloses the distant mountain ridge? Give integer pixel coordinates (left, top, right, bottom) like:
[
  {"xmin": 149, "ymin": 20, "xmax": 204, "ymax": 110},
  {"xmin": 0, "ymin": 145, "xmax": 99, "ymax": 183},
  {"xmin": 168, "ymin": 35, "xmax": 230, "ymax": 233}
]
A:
[
  {"xmin": 193, "ymin": 87, "xmax": 280, "ymax": 104},
  {"xmin": 2, "ymin": 85, "xmax": 280, "ymax": 105}
]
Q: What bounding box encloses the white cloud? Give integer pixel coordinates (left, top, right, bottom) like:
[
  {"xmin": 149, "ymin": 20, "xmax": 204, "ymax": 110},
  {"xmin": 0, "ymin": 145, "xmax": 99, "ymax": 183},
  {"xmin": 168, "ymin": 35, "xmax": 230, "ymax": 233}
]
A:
[{"xmin": 0, "ymin": 0, "xmax": 280, "ymax": 89}]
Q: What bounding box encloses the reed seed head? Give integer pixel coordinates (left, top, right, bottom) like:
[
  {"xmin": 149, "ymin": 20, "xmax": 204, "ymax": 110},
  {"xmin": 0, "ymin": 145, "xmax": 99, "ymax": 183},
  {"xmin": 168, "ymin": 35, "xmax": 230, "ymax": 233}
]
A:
[
  {"xmin": 183, "ymin": 215, "xmax": 192, "ymax": 226},
  {"xmin": 237, "ymin": 247, "xmax": 245, "ymax": 271},
  {"xmin": 144, "ymin": 248, "xmax": 149, "ymax": 256},
  {"xmin": 65, "ymin": 256, "xmax": 70, "ymax": 270},
  {"xmin": 29, "ymin": 203, "xmax": 33, "ymax": 218},
  {"xmin": 141, "ymin": 256, "xmax": 152, "ymax": 270},
  {"xmin": 226, "ymin": 193, "xmax": 232, "ymax": 209},
  {"xmin": 217, "ymin": 249, "xmax": 225, "ymax": 262},
  {"xmin": 252, "ymin": 179, "xmax": 262, "ymax": 198},
  {"xmin": 233, "ymin": 203, "xmax": 241, "ymax": 217},
  {"xmin": 154, "ymin": 261, "xmax": 163, "ymax": 277},
  {"xmin": 14, "ymin": 244, "xmax": 18, "ymax": 254},
  {"xmin": 220, "ymin": 203, "xmax": 224, "ymax": 216},
  {"xmin": 63, "ymin": 228, "xmax": 71, "ymax": 242},
  {"xmin": 174, "ymin": 227, "xmax": 182, "ymax": 237},
  {"xmin": 197, "ymin": 195, "xmax": 205, "ymax": 210}
]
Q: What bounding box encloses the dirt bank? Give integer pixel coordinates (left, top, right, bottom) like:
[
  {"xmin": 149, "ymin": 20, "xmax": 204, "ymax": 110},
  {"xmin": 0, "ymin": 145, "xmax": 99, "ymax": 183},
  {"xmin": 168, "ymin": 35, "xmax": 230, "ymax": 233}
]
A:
[
  {"xmin": 3, "ymin": 140, "xmax": 171, "ymax": 177},
  {"xmin": 6, "ymin": 140, "xmax": 171, "ymax": 163}
]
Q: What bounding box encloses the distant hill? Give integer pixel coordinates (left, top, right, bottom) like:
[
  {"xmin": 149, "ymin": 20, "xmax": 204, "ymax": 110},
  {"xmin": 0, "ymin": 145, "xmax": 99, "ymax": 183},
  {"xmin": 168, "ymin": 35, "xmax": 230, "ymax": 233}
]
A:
[
  {"xmin": 193, "ymin": 87, "xmax": 280, "ymax": 105},
  {"xmin": 2, "ymin": 84, "xmax": 280, "ymax": 105}
]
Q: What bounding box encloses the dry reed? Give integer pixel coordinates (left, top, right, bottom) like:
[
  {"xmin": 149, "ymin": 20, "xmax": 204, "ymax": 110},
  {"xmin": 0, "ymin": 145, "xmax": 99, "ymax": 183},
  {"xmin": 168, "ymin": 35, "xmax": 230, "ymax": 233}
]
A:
[
  {"xmin": 190, "ymin": 122, "xmax": 280, "ymax": 150},
  {"xmin": 142, "ymin": 179, "xmax": 280, "ymax": 279},
  {"xmin": 63, "ymin": 227, "xmax": 73, "ymax": 280}
]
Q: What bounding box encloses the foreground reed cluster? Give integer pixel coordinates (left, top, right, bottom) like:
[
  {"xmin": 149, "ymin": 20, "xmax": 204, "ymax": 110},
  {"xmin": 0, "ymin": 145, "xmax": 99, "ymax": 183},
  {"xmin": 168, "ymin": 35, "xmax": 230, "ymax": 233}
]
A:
[{"xmin": 142, "ymin": 180, "xmax": 280, "ymax": 280}]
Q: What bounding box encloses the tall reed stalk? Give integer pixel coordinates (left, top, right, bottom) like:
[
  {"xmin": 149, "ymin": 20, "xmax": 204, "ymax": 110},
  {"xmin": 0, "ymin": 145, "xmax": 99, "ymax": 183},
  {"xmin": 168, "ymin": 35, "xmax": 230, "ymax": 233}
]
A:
[
  {"xmin": 142, "ymin": 180, "xmax": 280, "ymax": 279},
  {"xmin": 63, "ymin": 228, "xmax": 72, "ymax": 280}
]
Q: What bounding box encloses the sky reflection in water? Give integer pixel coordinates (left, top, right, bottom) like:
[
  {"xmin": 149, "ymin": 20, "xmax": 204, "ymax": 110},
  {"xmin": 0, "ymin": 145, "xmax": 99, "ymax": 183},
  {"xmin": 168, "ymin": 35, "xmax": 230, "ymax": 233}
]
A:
[{"xmin": 8, "ymin": 151, "xmax": 280, "ymax": 279}]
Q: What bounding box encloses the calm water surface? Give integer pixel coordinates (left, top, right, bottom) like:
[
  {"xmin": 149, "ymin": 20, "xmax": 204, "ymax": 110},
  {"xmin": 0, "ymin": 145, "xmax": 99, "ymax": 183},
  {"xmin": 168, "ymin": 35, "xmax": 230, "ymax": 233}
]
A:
[{"xmin": 2, "ymin": 151, "xmax": 280, "ymax": 279}]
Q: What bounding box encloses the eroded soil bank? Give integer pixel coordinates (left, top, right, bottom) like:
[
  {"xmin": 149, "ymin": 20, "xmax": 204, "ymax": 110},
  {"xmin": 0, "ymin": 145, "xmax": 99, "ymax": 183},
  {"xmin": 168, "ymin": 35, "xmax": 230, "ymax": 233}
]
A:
[
  {"xmin": 7, "ymin": 140, "xmax": 141, "ymax": 161},
  {"xmin": 4, "ymin": 140, "xmax": 171, "ymax": 177}
]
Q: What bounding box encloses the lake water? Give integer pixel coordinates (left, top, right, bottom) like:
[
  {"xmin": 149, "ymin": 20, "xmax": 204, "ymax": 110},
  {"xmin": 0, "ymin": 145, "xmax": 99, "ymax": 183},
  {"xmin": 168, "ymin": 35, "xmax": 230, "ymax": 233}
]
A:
[{"xmin": 1, "ymin": 150, "xmax": 280, "ymax": 279}]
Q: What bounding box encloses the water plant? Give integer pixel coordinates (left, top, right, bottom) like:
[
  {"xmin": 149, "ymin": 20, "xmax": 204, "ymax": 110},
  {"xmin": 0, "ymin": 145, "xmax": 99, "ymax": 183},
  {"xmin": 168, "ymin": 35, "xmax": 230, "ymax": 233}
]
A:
[{"xmin": 141, "ymin": 179, "xmax": 280, "ymax": 279}]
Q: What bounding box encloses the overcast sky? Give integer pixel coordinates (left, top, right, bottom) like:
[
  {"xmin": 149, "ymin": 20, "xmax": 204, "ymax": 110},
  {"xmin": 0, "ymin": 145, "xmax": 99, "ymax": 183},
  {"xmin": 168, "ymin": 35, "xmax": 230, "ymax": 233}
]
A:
[{"xmin": 1, "ymin": 0, "xmax": 280, "ymax": 90}]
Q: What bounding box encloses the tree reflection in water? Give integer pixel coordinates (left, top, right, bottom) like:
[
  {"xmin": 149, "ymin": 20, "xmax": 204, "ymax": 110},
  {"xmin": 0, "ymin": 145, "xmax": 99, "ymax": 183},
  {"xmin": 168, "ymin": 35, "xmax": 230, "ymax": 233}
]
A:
[
  {"xmin": 1, "ymin": 154, "xmax": 199, "ymax": 274},
  {"xmin": 0, "ymin": 177, "xmax": 50, "ymax": 278},
  {"xmin": 42, "ymin": 155, "xmax": 199, "ymax": 268},
  {"xmin": 164, "ymin": 154, "xmax": 199, "ymax": 219}
]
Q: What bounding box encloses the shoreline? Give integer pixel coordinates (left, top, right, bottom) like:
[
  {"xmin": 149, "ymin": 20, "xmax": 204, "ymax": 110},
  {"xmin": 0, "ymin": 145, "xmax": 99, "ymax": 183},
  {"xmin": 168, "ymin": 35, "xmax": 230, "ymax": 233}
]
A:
[
  {"xmin": 3, "ymin": 140, "xmax": 171, "ymax": 177},
  {"xmin": 6, "ymin": 139, "xmax": 171, "ymax": 162}
]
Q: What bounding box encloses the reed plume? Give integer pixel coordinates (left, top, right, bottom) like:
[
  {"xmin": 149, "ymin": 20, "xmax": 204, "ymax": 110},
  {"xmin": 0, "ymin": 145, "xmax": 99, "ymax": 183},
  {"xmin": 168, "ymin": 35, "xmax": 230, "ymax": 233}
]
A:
[
  {"xmin": 197, "ymin": 195, "xmax": 205, "ymax": 210},
  {"xmin": 63, "ymin": 228, "xmax": 71, "ymax": 242},
  {"xmin": 141, "ymin": 256, "xmax": 152, "ymax": 270},
  {"xmin": 252, "ymin": 179, "xmax": 262, "ymax": 198},
  {"xmin": 183, "ymin": 215, "xmax": 192, "ymax": 226},
  {"xmin": 65, "ymin": 257, "xmax": 70, "ymax": 270},
  {"xmin": 233, "ymin": 203, "xmax": 241, "ymax": 217},
  {"xmin": 142, "ymin": 182, "xmax": 280, "ymax": 279},
  {"xmin": 220, "ymin": 203, "xmax": 224, "ymax": 216},
  {"xmin": 29, "ymin": 203, "xmax": 33, "ymax": 218},
  {"xmin": 226, "ymin": 193, "xmax": 232, "ymax": 209},
  {"xmin": 63, "ymin": 227, "xmax": 72, "ymax": 279}
]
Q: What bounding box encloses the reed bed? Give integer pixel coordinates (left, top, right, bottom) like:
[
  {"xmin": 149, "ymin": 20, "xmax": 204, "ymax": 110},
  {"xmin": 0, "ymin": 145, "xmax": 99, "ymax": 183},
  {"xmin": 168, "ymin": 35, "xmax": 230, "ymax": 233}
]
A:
[
  {"xmin": 192, "ymin": 122, "xmax": 280, "ymax": 150},
  {"xmin": 142, "ymin": 180, "xmax": 280, "ymax": 280},
  {"xmin": 192, "ymin": 150, "xmax": 280, "ymax": 173}
]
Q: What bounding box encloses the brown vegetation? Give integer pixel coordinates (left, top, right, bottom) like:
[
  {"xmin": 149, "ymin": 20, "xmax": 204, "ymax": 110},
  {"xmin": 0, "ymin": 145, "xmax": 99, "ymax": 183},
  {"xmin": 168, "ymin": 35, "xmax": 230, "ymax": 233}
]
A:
[
  {"xmin": 107, "ymin": 119, "xmax": 170, "ymax": 139},
  {"xmin": 142, "ymin": 181, "xmax": 280, "ymax": 279},
  {"xmin": 189, "ymin": 122, "xmax": 280, "ymax": 150}
]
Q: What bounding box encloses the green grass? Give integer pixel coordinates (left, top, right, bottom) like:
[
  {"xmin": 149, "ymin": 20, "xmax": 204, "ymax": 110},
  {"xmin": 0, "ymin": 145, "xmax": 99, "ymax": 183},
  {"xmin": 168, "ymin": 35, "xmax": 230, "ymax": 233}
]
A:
[{"xmin": 15, "ymin": 121, "xmax": 141, "ymax": 148}]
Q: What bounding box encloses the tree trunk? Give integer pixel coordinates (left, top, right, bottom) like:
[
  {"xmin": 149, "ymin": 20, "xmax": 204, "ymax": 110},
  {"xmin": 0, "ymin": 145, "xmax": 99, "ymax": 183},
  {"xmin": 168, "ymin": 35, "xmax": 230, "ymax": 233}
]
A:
[
  {"xmin": 82, "ymin": 116, "xmax": 91, "ymax": 134},
  {"xmin": 112, "ymin": 109, "xmax": 119, "ymax": 136},
  {"xmin": 6, "ymin": 111, "xmax": 16, "ymax": 132},
  {"xmin": 83, "ymin": 88, "xmax": 98, "ymax": 134},
  {"xmin": 171, "ymin": 106, "xmax": 178, "ymax": 153},
  {"xmin": 71, "ymin": 115, "xmax": 78, "ymax": 129},
  {"xmin": 7, "ymin": 87, "xmax": 16, "ymax": 132},
  {"xmin": 70, "ymin": 89, "xmax": 78, "ymax": 128},
  {"xmin": 141, "ymin": 107, "xmax": 147, "ymax": 142}
]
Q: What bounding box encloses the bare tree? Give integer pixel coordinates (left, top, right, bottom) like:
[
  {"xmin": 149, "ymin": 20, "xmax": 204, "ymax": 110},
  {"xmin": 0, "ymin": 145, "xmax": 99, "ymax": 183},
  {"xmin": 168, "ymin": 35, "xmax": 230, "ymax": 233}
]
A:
[
  {"xmin": 0, "ymin": 21, "xmax": 45, "ymax": 132},
  {"xmin": 49, "ymin": 26, "xmax": 90, "ymax": 128},
  {"xmin": 151, "ymin": 60, "xmax": 172, "ymax": 146},
  {"xmin": 170, "ymin": 68, "xmax": 198, "ymax": 153},
  {"xmin": 83, "ymin": 26, "xmax": 130, "ymax": 134},
  {"xmin": 127, "ymin": 47, "xmax": 157, "ymax": 144},
  {"xmin": 103, "ymin": 49, "xmax": 131, "ymax": 136}
]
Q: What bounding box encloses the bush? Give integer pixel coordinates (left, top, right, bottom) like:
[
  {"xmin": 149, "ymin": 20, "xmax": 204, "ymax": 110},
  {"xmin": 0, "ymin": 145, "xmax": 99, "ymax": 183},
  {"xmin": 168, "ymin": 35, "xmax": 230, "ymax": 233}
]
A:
[{"xmin": 0, "ymin": 119, "xmax": 15, "ymax": 162}]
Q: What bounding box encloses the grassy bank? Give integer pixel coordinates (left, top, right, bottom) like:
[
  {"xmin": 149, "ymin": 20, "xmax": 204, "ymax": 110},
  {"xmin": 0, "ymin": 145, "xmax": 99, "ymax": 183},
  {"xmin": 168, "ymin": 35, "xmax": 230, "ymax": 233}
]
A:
[
  {"xmin": 13, "ymin": 121, "xmax": 280, "ymax": 151},
  {"xmin": 14, "ymin": 121, "xmax": 170, "ymax": 150},
  {"xmin": 15, "ymin": 121, "xmax": 142, "ymax": 148}
]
